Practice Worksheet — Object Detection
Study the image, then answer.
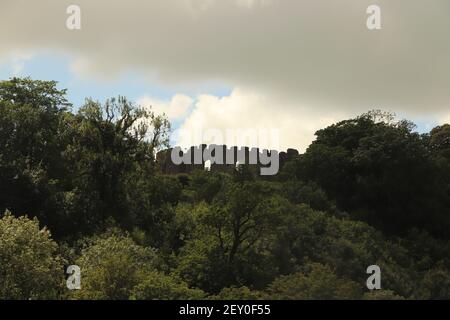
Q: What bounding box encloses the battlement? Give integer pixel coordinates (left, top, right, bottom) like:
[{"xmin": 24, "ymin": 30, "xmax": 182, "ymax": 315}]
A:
[{"xmin": 156, "ymin": 145, "xmax": 299, "ymax": 175}]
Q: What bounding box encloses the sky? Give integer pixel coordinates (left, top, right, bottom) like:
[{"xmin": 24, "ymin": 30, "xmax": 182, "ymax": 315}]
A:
[{"xmin": 1, "ymin": 0, "xmax": 449, "ymax": 152}]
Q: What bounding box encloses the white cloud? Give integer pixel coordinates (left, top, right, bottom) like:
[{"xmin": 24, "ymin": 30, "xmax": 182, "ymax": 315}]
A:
[
  {"xmin": 442, "ymin": 114, "xmax": 450, "ymax": 125},
  {"xmin": 69, "ymin": 57, "xmax": 92, "ymax": 79},
  {"xmin": 174, "ymin": 87, "xmax": 347, "ymax": 152},
  {"xmin": 0, "ymin": 51, "xmax": 33, "ymax": 76},
  {"xmin": 137, "ymin": 94, "xmax": 193, "ymax": 120}
]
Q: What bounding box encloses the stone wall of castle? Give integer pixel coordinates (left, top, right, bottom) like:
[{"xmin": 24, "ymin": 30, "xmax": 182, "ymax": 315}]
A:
[{"xmin": 156, "ymin": 145, "xmax": 300, "ymax": 175}]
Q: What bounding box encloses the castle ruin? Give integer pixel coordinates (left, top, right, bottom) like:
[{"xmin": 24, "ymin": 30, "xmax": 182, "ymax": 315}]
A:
[{"xmin": 156, "ymin": 145, "xmax": 300, "ymax": 175}]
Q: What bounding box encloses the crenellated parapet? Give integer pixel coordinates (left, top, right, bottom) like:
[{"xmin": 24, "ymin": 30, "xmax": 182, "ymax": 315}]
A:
[{"xmin": 156, "ymin": 145, "xmax": 300, "ymax": 176}]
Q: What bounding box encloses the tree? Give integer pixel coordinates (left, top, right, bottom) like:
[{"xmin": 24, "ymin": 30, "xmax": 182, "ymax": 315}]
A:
[
  {"xmin": 294, "ymin": 111, "xmax": 450, "ymax": 236},
  {"xmin": 429, "ymin": 124, "xmax": 450, "ymax": 213},
  {"xmin": 61, "ymin": 96, "xmax": 171, "ymax": 232},
  {"xmin": 3, "ymin": 78, "xmax": 450, "ymax": 300},
  {"xmin": 210, "ymin": 182, "xmax": 281, "ymax": 265},
  {"xmin": 418, "ymin": 265, "xmax": 450, "ymax": 299},
  {"xmin": 266, "ymin": 263, "xmax": 361, "ymax": 300},
  {"xmin": 430, "ymin": 124, "xmax": 450, "ymax": 155},
  {"xmin": 0, "ymin": 210, "xmax": 64, "ymax": 300},
  {"xmin": 175, "ymin": 182, "xmax": 286, "ymax": 292},
  {"xmin": 72, "ymin": 230, "xmax": 157, "ymax": 300},
  {"xmin": 211, "ymin": 286, "xmax": 263, "ymax": 300},
  {"xmin": 190, "ymin": 170, "xmax": 229, "ymax": 204},
  {"xmin": 362, "ymin": 290, "xmax": 405, "ymax": 300},
  {"xmin": 130, "ymin": 272, "xmax": 205, "ymax": 300},
  {"xmin": 0, "ymin": 78, "xmax": 71, "ymax": 233},
  {"xmin": 0, "ymin": 77, "xmax": 71, "ymax": 112}
]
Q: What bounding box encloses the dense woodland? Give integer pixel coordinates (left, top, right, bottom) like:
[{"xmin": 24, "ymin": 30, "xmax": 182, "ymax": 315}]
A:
[{"xmin": 1, "ymin": 78, "xmax": 450, "ymax": 300}]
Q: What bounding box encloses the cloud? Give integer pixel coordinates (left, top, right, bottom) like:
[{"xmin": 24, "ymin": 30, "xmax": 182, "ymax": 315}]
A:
[
  {"xmin": 1, "ymin": 0, "xmax": 449, "ymax": 148},
  {"xmin": 174, "ymin": 87, "xmax": 346, "ymax": 152},
  {"xmin": 442, "ymin": 114, "xmax": 450, "ymax": 125},
  {"xmin": 137, "ymin": 94, "xmax": 193, "ymax": 120},
  {"xmin": 236, "ymin": 0, "xmax": 273, "ymax": 9},
  {"xmin": 0, "ymin": 51, "xmax": 33, "ymax": 76}
]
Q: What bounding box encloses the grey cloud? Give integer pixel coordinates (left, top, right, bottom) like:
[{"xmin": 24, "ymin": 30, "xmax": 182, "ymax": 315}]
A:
[{"xmin": 1, "ymin": 0, "xmax": 449, "ymax": 118}]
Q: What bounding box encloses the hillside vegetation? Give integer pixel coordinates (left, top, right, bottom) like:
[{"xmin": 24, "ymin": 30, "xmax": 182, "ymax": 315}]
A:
[{"xmin": 1, "ymin": 78, "xmax": 450, "ymax": 300}]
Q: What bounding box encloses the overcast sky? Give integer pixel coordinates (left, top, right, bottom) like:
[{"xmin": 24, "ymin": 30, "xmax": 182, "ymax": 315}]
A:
[{"xmin": 1, "ymin": 0, "xmax": 449, "ymax": 151}]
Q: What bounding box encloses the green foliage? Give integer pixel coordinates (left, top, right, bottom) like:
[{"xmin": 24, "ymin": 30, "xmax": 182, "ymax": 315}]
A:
[
  {"xmin": 0, "ymin": 77, "xmax": 71, "ymax": 111},
  {"xmin": 0, "ymin": 210, "xmax": 64, "ymax": 300},
  {"xmin": 1, "ymin": 79, "xmax": 172, "ymax": 239},
  {"xmin": 280, "ymin": 180, "xmax": 333, "ymax": 212},
  {"xmin": 266, "ymin": 264, "xmax": 361, "ymax": 300},
  {"xmin": 72, "ymin": 231, "xmax": 157, "ymax": 300},
  {"xmin": 362, "ymin": 290, "xmax": 405, "ymax": 300},
  {"xmin": 211, "ymin": 286, "xmax": 263, "ymax": 300},
  {"xmin": 292, "ymin": 111, "xmax": 450, "ymax": 236},
  {"xmin": 2, "ymin": 79, "xmax": 450, "ymax": 300},
  {"xmin": 190, "ymin": 170, "xmax": 229, "ymax": 203},
  {"xmin": 418, "ymin": 265, "xmax": 450, "ymax": 299},
  {"xmin": 130, "ymin": 272, "xmax": 205, "ymax": 300},
  {"xmin": 175, "ymin": 183, "xmax": 287, "ymax": 292}
]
